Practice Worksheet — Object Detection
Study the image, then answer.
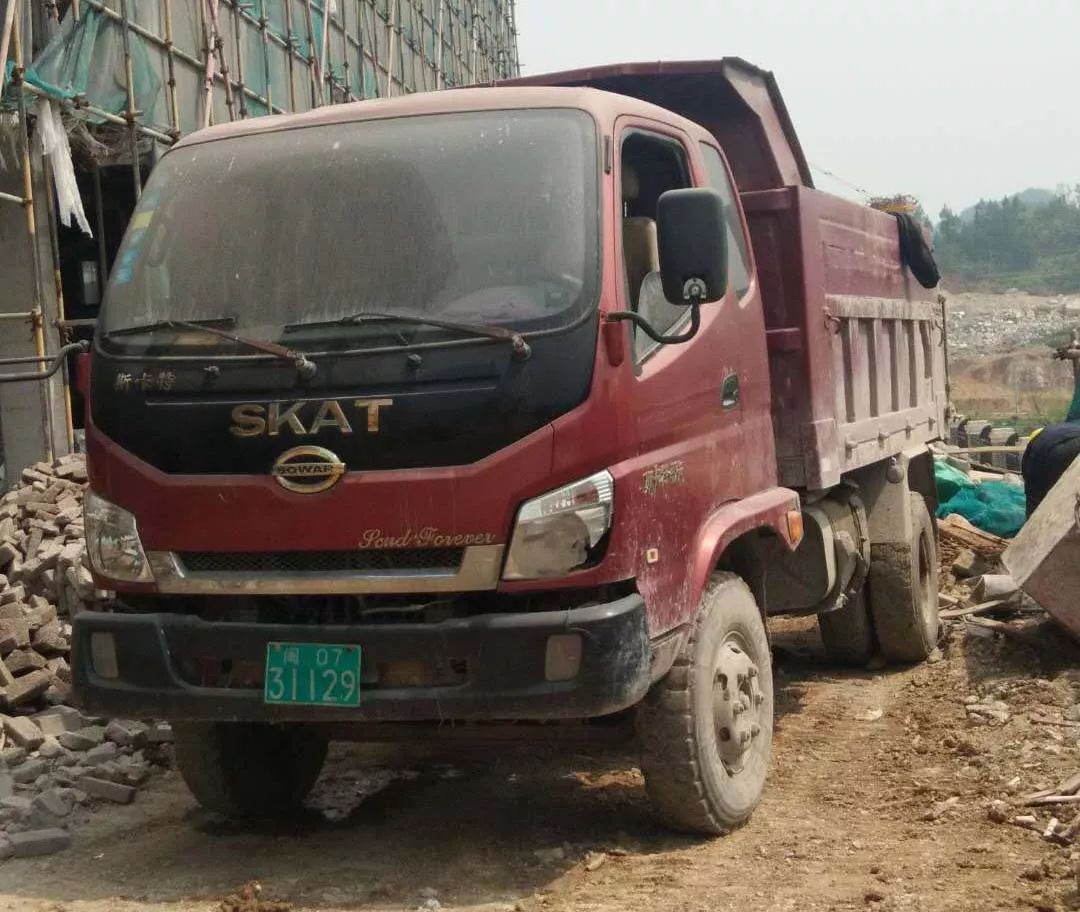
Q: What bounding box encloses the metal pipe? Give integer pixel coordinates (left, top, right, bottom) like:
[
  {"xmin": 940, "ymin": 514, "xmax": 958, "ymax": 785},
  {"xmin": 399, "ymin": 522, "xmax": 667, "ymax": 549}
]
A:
[
  {"xmin": 56, "ymin": 317, "xmax": 98, "ymax": 330},
  {"xmin": 11, "ymin": 3, "xmax": 56, "ymax": 462},
  {"xmin": 0, "ymin": 310, "xmax": 39, "ymax": 322},
  {"xmin": 0, "ymin": 190, "xmax": 27, "ymax": 206},
  {"xmin": 0, "ymin": 341, "xmax": 90, "ymax": 385},
  {"xmin": 117, "ymin": 0, "xmax": 143, "ymax": 200}
]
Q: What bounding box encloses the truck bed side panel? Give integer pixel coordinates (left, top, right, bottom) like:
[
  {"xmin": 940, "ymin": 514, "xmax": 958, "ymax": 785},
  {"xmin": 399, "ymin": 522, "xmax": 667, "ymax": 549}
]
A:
[{"xmin": 744, "ymin": 187, "xmax": 946, "ymax": 490}]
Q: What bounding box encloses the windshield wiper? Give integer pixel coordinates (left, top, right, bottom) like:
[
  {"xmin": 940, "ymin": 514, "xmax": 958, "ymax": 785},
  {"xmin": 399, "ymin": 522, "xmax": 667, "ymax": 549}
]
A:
[
  {"xmin": 105, "ymin": 317, "xmax": 318, "ymax": 379},
  {"xmin": 284, "ymin": 311, "xmax": 531, "ymax": 360}
]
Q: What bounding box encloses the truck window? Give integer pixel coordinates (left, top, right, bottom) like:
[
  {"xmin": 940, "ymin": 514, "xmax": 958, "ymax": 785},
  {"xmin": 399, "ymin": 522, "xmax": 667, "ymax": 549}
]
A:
[
  {"xmin": 699, "ymin": 143, "xmax": 752, "ymax": 299},
  {"xmin": 99, "ymin": 109, "xmax": 600, "ymax": 349},
  {"xmin": 620, "ymin": 130, "xmax": 693, "ymax": 361}
]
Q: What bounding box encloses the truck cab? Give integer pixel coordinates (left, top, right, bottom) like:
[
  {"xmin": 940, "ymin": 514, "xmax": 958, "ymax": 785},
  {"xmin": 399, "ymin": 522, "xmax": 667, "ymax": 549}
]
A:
[{"xmin": 74, "ymin": 60, "xmax": 944, "ymax": 834}]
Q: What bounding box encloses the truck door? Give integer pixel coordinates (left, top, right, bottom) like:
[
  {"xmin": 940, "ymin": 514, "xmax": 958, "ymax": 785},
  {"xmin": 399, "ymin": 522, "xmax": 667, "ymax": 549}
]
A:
[{"xmin": 615, "ymin": 121, "xmax": 771, "ymax": 631}]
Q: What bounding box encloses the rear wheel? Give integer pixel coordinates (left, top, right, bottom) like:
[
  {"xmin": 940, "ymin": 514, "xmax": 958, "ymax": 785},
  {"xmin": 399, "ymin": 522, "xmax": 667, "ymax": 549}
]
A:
[
  {"xmin": 637, "ymin": 573, "xmax": 773, "ymax": 835},
  {"xmin": 869, "ymin": 493, "xmax": 940, "ymax": 662},
  {"xmin": 174, "ymin": 722, "xmax": 328, "ymax": 819},
  {"xmin": 817, "ymin": 588, "xmax": 874, "ymax": 666}
]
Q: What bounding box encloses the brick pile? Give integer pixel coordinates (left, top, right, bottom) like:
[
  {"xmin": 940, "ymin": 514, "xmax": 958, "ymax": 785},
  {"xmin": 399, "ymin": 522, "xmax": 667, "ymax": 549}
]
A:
[
  {"xmin": 0, "ymin": 454, "xmax": 171, "ymax": 859},
  {"xmin": 0, "ymin": 454, "xmax": 96, "ymax": 713}
]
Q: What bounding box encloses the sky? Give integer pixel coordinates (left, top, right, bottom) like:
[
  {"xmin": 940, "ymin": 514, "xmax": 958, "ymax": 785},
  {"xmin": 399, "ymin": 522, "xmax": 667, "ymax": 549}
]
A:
[{"xmin": 515, "ymin": 0, "xmax": 1079, "ymax": 220}]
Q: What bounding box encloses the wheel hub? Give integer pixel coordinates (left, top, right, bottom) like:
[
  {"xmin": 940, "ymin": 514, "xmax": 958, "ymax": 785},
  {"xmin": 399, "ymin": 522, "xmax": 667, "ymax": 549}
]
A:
[{"xmin": 712, "ymin": 640, "xmax": 764, "ymax": 772}]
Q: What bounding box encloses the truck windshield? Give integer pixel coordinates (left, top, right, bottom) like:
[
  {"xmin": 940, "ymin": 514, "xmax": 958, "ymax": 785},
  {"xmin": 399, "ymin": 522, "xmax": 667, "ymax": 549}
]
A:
[{"xmin": 99, "ymin": 108, "xmax": 599, "ymax": 349}]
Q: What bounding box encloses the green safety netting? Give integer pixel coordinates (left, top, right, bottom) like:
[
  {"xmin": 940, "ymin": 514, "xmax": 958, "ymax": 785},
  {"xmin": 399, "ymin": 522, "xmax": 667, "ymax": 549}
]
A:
[
  {"xmin": 8, "ymin": 8, "xmax": 161, "ymax": 126},
  {"xmin": 934, "ymin": 460, "xmax": 1027, "ymax": 538}
]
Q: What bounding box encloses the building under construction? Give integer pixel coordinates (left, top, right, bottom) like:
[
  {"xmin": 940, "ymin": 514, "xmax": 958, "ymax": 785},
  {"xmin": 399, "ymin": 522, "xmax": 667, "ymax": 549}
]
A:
[{"xmin": 0, "ymin": 0, "xmax": 519, "ymax": 482}]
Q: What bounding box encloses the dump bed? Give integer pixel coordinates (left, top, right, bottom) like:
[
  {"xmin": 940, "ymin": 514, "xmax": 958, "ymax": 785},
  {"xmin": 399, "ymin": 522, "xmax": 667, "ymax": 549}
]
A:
[
  {"xmin": 745, "ymin": 187, "xmax": 946, "ymax": 488},
  {"xmin": 508, "ymin": 59, "xmax": 946, "ymax": 490}
]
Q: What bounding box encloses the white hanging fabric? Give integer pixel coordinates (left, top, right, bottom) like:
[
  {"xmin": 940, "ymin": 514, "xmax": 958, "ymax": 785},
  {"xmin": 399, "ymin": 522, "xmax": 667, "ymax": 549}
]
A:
[{"xmin": 36, "ymin": 98, "xmax": 92, "ymax": 237}]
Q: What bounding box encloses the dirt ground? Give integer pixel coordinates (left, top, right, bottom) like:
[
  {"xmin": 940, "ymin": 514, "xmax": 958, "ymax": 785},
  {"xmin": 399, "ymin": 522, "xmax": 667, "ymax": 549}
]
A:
[{"xmin": 0, "ymin": 612, "xmax": 1078, "ymax": 912}]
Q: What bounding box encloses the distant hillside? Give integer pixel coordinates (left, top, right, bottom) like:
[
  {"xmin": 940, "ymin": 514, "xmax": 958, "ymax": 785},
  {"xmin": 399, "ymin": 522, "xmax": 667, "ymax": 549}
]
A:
[
  {"xmin": 958, "ymin": 187, "xmax": 1056, "ymax": 223},
  {"xmin": 936, "ymin": 186, "xmax": 1080, "ymax": 293}
]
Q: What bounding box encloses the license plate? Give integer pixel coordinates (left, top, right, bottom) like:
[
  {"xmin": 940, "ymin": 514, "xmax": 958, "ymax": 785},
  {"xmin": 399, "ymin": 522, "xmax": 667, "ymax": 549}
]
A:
[{"xmin": 264, "ymin": 642, "xmax": 362, "ymax": 707}]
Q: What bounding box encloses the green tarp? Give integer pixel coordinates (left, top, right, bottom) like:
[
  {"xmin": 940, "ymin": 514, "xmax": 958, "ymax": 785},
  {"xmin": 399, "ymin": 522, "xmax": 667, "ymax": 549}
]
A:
[{"xmin": 8, "ymin": 8, "xmax": 161, "ymax": 125}]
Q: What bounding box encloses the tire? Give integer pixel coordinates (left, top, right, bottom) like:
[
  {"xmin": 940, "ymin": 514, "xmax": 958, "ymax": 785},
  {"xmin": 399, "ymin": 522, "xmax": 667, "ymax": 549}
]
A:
[
  {"xmin": 637, "ymin": 573, "xmax": 773, "ymax": 835},
  {"xmin": 868, "ymin": 492, "xmax": 940, "ymax": 662},
  {"xmin": 174, "ymin": 722, "xmax": 328, "ymax": 818},
  {"xmin": 894, "ymin": 212, "xmax": 940, "ymax": 289},
  {"xmin": 818, "ymin": 588, "xmax": 874, "ymax": 666}
]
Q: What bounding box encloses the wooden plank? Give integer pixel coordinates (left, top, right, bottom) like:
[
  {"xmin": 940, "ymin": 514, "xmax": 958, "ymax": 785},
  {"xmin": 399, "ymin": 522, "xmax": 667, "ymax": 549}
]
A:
[{"xmin": 938, "ymin": 517, "xmax": 1008, "ymax": 555}]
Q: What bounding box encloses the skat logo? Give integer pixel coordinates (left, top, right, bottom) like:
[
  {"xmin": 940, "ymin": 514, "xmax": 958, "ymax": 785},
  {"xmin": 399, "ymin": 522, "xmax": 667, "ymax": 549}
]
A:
[{"xmin": 229, "ymin": 398, "xmax": 392, "ymax": 437}]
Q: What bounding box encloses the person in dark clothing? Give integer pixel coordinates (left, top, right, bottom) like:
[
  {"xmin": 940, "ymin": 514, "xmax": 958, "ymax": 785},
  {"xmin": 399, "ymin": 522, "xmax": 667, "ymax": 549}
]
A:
[
  {"xmin": 1021, "ymin": 330, "xmax": 1080, "ymax": 517},
  {"xmin": 1021, "ymin": 423, "xmax": 1080, "ymax": 516}
]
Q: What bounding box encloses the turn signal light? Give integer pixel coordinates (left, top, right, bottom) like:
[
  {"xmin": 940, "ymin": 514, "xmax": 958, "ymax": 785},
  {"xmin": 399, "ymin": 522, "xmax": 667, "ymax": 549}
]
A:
[{"xmin": 786, "ymin": 510, "xmax": 804, "ymax": 547}]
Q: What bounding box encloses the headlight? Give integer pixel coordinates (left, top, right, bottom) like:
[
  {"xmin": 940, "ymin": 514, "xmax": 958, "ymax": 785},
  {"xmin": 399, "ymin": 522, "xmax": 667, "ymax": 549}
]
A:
[
  {"xmin": 503, "ymin": 470, "xmax": 614, "ymax": 580},
  {"xmin": 84, "ymin": 490, "xmax": 154, "ymax": 583}
]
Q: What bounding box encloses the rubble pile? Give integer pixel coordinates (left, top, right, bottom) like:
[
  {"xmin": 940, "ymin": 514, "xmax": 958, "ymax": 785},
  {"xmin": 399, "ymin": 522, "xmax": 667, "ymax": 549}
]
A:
[
  {"xmin": 929, "ymin": 425, "xmax": 1080, "ymax": 893},
  {"xmin": 946, "ymin": 291, "xmax": 1080, "ymax": 357},
  {"xmin": 0, "ymin": 454, "xmax": 172, "ymax": 860},
  {"xmin": 0, "ymin": 454, "xmax": 96, "ymax": 713}
]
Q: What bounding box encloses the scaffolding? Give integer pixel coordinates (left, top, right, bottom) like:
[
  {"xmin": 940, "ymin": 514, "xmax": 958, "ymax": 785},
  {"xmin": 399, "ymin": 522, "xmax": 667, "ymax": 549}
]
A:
[{"xmin": 0, "ymin": 0, "xmax": 519, "ymax": 478}]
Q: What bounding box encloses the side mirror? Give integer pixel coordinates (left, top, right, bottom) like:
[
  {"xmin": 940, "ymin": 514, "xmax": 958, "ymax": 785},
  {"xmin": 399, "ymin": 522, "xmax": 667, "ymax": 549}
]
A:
[{"xmin": 657, "ymin": 187, "xmax": 728, "ymax": 305}]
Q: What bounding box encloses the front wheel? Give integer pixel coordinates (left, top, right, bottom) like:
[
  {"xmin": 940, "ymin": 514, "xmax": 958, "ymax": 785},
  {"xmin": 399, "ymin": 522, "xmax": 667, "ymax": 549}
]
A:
[
  {"xmin": 637, "ymin": 573, "xmax": 773, "ymax": 835},
  {"xmin": 174, "ymin": 722, "xmax": 328, "ymax": 819}
]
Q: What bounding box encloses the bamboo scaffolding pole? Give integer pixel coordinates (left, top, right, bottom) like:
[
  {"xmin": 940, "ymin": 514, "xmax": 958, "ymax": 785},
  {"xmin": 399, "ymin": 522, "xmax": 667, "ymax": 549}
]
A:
[
  {"xmin": 318, "ymin": 0, "xmax": 331, "ymax": 102},
  {"xmin": 301, "ymin": 0, "xmax": 324, "ymax": 105},
  {"xmin": 199, "ymin": 0, "xmax": 214, "ymax": 126},
  {"xmin": 161, "ymin": 0, "xmax": 182, "ymax": 134},
  {"xmin": 257, "ymin": 0, "xmax": 273, "ymax": 111},
  {"xmin": 230, "ymin": 0, "xmax": 248, "ymax": 116},
  {"xmin": 208, "ymin": 0, "xmax": 237, "ymax": 121},
  {"xmin": 117, "ymin": 0, "xmax": 143, "ymax": 199},
  {"xmin": 282, "ymin": 0, "xmax": 298, "ymax": 111},
  {"xmin": 18, "ymin": 80, "xmax": 177, "ymax": 144},
  {"xmin": 469, "ymin": 2, "xmax": 478, "ymax": 83},
  {"xmin": 365, "ymin": 0, "xmax": 380, "ymax": 97},
  {"xmin": 385, "ymin": 0, "xmax": 396, "ymax": 97},
  {"xmin": 11, "ymin": 2, "xmax": 57, "ymax": 463},
  {"xmin": 360, "ymin": 0, "xmax": 369, "ymax": 97},
  {"xmin": 40, "ymin": 156, "xmax": 75, "ymax": 452},
  {"xmin": 435, "ymin": 0, "xmax": 444, "ymax": 88},
  {"xmin": 338, "ymin": 1, "xmax": 351, "ymax": 100}
]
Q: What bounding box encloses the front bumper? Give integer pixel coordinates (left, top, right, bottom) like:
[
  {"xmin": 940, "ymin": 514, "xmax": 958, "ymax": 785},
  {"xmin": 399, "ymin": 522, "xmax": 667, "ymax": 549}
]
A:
[{"xmin": 71, "ymin": 594, "xmax": 650, "ymax": 723}]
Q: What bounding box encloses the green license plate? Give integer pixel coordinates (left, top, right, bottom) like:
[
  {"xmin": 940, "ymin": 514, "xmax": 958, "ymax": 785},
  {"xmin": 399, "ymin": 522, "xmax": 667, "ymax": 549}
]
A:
[{"xmin": 264, "ymin": 642, "xmax": 362, "ymax": 707}]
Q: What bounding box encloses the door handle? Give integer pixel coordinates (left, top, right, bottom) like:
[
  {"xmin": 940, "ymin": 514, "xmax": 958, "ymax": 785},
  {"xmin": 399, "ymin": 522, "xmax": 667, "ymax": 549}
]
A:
[{"xmin": 721, "ymin": 373, "xmax": 740, "ymax": 410}]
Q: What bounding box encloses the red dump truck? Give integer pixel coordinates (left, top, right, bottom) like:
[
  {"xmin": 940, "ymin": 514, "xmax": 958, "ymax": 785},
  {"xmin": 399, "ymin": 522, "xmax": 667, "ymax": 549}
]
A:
[{"xmin": 72, "ymin": 58, "xmax": 946, "ymax": 833}]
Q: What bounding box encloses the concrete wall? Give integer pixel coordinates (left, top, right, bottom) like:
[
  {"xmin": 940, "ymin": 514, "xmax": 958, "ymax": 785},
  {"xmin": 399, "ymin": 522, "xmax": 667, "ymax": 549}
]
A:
[{"xmin": 0, "ymin": 145, "xmax": 71, "ymax": 487}]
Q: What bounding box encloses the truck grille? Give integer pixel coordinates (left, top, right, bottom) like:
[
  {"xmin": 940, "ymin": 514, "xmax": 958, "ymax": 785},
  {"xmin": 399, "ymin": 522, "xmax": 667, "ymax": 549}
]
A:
[{"xmin": 176, "ymin": 548, "xmax": 465, "ymax": 575}]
